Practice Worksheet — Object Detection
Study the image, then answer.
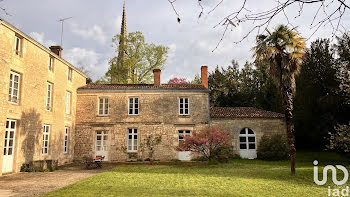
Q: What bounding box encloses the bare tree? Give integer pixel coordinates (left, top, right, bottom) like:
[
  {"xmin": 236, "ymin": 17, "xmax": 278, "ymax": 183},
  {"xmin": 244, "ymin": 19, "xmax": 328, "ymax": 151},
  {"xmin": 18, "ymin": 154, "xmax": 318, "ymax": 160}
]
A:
[{"xmin": 168, "ymin": 0, "xmax": 350, "ymax": 50}]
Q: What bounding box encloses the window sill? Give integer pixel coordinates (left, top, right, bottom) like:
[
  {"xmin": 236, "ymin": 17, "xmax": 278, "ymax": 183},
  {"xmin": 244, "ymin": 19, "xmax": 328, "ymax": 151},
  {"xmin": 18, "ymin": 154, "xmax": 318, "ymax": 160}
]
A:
[
  {"xmin": 178, "ymin": 115, "xmax": 190, "ymax": 118},
  {"xmin": 128, "ymin": 114, "xmax": 139, "ymax": 116},
  {"xmin": 8, "ymin": 101, "xmax": 19, "ymax": 105},
  {"xmin": 97, "ymin": 114, "xmax": 109, "ymax": 117}
]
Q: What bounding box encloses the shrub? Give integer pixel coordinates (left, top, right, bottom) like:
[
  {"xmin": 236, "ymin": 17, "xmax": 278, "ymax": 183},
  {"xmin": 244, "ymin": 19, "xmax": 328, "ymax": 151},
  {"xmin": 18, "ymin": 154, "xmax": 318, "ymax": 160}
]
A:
[
  {"xmin": 327, "ymin": 122, "xmax": 350, "ymax": 153},
  {"xmin": 257, "ymin": 134, "xmax": 289, "ymax": 161},
  {"xmin": 177, "ymin": 126, "xmax": 233, "ymax": 162}
]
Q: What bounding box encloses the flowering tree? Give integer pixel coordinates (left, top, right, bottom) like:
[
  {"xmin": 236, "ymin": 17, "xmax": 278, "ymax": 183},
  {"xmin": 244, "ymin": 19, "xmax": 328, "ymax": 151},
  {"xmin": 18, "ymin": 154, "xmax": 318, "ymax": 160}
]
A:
[
  {"xmin": 177, "ymin": 126, "xmax": 233, "ymax": 161},
  {"xmin": 168, "ymin": 77, "xmax": 189, "ymax": 84}
]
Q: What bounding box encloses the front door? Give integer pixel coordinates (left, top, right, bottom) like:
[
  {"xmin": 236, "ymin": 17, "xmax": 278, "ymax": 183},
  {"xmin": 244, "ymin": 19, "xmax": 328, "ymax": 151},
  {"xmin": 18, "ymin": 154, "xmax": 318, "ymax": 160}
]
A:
[
  {"xmin": 2, "ymin": 119, "xmax": 16, "ymax": 173},
  {"xmin": 239, "ymin": 128, "xmax": 257, "ymax": 159},
  {"xmin": 95, "ymin": 131, "xmax": 108, "ymax": 161},
  {"xmin": 178, "ymin": 130, "xmax": 191, "ymax": 161}
]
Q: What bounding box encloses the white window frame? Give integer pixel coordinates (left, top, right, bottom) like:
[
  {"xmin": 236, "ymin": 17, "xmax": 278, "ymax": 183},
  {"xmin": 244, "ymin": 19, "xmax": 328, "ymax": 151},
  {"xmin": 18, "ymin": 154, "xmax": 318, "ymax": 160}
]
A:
[
  {"xmin": 239, "ymin": 128, "xmax": 256, "ymax": 150},
  {"xmin": 179, "ymin": 97, "xmax": 189, "ymax": 115},
  {"xmin": 49, "ymin": 56, "xmax": 54, "ymax": 71},
  {"xmin": 127, "ymin": 128, "xmax": 138, "ymax": 152},
  {"xmin": 4, "ymin": 119, "xmax": 17, "ymax": 156},
  {"xmin": 65, "ymin": 91, "xmax": 71, "ymax": 114},
  {"xmin": 8, "ymin": 71, "xmax": 20, "ymax": 104},
  {"xmin": 178, "ymin": 130, "xmax": 191, "ymax": 145},
  {"xmin": 14, "ymin": 35, "xmax": 22, "ymax": 56},
  {"xmin": 128, "ymin": 97, "xmax": 139, "ymax": 115},
  {"xmin": 42, "ymin": 125, "xmax": 50, "ymax": 155},
  {"xmin": 64, "ymin": 127, "xmax": 69, "ymax": 154},
  {"xmin": 98, "ymin": 98, "xmax": 109, "ymax": 116},
  {"xmin": 95, "ymin": 130, "xmax": 108, "ymax": 152},
  {"xmin": 46, "ymin": 82, "xmax": 53, "ymax": 111},
  {"xmin": 68, "ymin": 67, "xmax": 73, "ymax": 81}
]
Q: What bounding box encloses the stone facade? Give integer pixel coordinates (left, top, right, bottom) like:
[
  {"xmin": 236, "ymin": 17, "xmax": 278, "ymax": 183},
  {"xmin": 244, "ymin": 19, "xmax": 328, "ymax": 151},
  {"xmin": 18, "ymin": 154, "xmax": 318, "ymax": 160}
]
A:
[
  {"xmin": 211, "ymin": 118, "xmax": 287, "ymax": 154},
  {"xmin": 0, "ymin": 19, "xmax": 87, "ymax": 175},
  {"xmin": 74, "ymin": 89, "xmax": 210, "ymax": 161},
  {"xmin": 0, "ymin": 16, "xmax": 287, "ymax": 175}
]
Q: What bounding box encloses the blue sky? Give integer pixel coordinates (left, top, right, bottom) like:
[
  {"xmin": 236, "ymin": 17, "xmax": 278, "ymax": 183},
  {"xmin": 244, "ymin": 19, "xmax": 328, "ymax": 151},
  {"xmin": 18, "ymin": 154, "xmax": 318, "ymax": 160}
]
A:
[{"xmin": 1, "ymin": 0, "xmax": 349, "ymax": 82}]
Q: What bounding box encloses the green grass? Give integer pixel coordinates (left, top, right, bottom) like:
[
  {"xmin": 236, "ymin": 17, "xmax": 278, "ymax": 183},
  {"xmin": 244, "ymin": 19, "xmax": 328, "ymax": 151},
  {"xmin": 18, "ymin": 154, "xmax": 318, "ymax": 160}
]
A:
[{"xmin": 44, "ymin": 152, "xmax": 350, "ymax": 197}]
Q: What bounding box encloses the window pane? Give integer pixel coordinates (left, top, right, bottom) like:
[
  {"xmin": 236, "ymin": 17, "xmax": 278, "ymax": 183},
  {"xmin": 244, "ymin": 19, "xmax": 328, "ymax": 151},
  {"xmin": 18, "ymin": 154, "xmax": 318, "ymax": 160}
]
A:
[
  {"xmin": 248, "ymin": 129, "xmax": 254, "ymax": 134},
  {"xmin": 134, "ymin": 129, "xmax": 137, "ymax": 134},
  {"xmin": 185, "ymin": 109, "xmax": 188, "ymax": 114},
  {"xmin": 134, "ymin": 109, "xmax": 138, "ymax": 114},
  {"xmin": 180, "ymin": 109, "xmax": 183, "ymax": 114},
  {"xmin": 240, "ymin": 129, "xmax": 246, "ymax": 134},
  {"xmin": 8, "ymin": 148, "xmax": 12, "ymax": 155},
  {"xmin": 239, "ymin": 137, "xmax": 246, "ymax": 143},
  {"xmin": 178, "ymin": 130, "xmax": 183, "ymax": 134},
  {"xmin": 128, "ymin": 129, "xmax": 132, "ymax": 134},
  {"xmin": 248, "ymin": 137, "xmax": 255, "ymax": 142},
  {"xmin": 129, "ymin": 98, "xmax": 133, "ymax": 105},
  {"xmin": 135, "ymin": 98, "xmax": 138, "ymax": 103},
  {"xmin": 240, "ymin": 144, "xmax": 247, "ymax": 149},
  {"xmin": 134, "ymin": 135, "xmax": 137, "ymax": 139},
  {"xmin": 185, "ymin": 130, "xmax": 190, "ymax": 134},
  {"xmin": 249, "ymin": 143, "xmax": 256, "ymax": 149},
  {"xmin": 128, "ymin": 135, "xmax": 132, "ymax": 140}
]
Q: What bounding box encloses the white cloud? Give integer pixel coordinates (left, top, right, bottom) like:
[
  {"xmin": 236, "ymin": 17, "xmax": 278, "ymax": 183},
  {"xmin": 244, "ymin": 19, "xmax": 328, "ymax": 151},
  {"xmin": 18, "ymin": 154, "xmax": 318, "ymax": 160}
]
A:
[
  {"xmin": 29, "ymin": 32, "xmax": 57, "ymax": 48},
  {"xmin": 70, "ymin": 23, "xmax": 107, "ymax": 45},
  {"xmin": 63, "ymin": 47, "xmax": 109, "ymax": 80}
]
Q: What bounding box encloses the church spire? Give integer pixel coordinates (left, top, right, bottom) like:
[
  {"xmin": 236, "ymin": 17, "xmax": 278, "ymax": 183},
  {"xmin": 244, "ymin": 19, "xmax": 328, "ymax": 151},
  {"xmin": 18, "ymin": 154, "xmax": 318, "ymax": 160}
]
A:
[{"xmin": 121, "ymin": 2, "xmax": 127, "ymax": 41}]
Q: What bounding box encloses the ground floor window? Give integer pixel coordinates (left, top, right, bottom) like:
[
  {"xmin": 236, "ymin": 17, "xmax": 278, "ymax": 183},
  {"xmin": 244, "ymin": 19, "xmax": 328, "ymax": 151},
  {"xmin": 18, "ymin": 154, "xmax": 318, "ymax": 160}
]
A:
[
  {"xmin": 239, "ymin": 128, "xmax": 256, "ymax": 150},
  {"xmin": 128, "ymin": 129, "xmax": 138, "ymax": 152},
  {"xmin": 4, "ymin": 119, "xmax": 16, "ymax": 156},
  {"xmin": 178, "ymin": 130, "xmax": 191, "ymax": 146},
  {"xmin": 64, "ymin": 127, "xmax": 69, "ymax": 153},
  {"xmin": 96, "ymin": 131, "xmax": 108, "ymax": 151},
  {"xmin": 42, "ymin": 125, "xmax": 50, "ymax": 155}
]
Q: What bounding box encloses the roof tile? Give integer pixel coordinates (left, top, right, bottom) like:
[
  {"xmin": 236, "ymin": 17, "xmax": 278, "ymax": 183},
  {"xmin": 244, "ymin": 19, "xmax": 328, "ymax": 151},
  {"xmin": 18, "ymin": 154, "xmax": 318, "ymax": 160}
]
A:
[
  {"xmin": 210, "ymin": 107, "xmax": 284, "ymax": 118},
  {"xmin": 78, "ymin": 83, "xmax": 208, "ymax": 91}
]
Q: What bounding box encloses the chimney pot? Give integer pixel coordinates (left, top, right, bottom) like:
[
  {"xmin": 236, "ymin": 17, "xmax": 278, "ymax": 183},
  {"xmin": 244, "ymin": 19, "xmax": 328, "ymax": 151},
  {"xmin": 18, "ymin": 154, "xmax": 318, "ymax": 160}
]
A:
[
  {"xmin": 201, "ymin": 66, "xmax": 208, "ymax": 89},
  {"xmin": 153, "ymin": 69, "xmax": 161, "ymax": 86},
  {"xmin": 49, "ymin": 46, "xmax": 63, "ymax": 57}
]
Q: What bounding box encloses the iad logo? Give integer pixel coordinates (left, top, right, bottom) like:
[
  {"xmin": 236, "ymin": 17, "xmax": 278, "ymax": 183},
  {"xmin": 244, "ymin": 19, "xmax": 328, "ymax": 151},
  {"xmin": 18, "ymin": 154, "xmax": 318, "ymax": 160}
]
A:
[
  {"xmin": 313, "ymin": 160, "xmax": 349, "ymax": 197},
  {"xmin": 313, "ymin": 160, "xmax": 348, "ymax": 186}
]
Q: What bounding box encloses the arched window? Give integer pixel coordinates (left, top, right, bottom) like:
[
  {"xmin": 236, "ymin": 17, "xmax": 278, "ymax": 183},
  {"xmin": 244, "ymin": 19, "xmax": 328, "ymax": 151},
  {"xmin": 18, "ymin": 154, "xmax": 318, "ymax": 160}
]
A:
[{"xmin": 239, "ymin": 128, "xmax": 256, "ymax": 150}]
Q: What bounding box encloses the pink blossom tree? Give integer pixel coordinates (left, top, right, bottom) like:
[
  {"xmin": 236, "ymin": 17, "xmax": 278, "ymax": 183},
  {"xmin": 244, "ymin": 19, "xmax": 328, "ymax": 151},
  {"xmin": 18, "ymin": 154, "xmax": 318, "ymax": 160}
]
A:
[
  {"xmin": 168, "ymin": 77, "xmax": 189, "ymax": 84},
  {"xmin": 177, "ymin": 126, "xmax": 233, "ymax": 161}
]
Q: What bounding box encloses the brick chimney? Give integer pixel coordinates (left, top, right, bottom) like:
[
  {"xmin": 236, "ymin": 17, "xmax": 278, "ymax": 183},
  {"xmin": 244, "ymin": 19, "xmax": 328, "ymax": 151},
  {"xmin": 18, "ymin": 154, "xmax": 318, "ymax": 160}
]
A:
[
  {"xmin": 49, "ymin": 46, "xmax": 63, "ymax": 57},
  {"xmin": 153, "ymin": 69, "xmax": 161, "ymax": 86},
  {"xmin": 201, "ymin": 66, "xmax": 208, "ymax": 89}
]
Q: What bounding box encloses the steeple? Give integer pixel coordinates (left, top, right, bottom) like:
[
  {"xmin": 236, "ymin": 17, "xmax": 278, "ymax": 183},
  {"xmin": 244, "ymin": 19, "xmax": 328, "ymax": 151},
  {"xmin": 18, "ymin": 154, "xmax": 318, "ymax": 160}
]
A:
[{"xmin": 121, "ymin": 2, "xmax": 127, "ymax": 39}]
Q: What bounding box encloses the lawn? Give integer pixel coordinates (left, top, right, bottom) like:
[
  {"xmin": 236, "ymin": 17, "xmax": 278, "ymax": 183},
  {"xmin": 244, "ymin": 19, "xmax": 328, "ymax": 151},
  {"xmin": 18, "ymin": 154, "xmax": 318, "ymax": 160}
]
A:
[{"xmin": 44, "ymin": 152, "xmax": 349, "ymax": 197}]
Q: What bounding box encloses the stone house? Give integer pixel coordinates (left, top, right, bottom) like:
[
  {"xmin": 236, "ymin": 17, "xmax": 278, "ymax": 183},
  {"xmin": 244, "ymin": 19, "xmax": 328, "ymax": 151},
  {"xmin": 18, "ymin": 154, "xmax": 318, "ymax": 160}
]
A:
[
  {"xmin": 0, "ymin": 15, "xmax": 287, "ymax": 175},
  {"xmin": 0, "ymin": 19, "xmax": 87, "ymax": 175}
]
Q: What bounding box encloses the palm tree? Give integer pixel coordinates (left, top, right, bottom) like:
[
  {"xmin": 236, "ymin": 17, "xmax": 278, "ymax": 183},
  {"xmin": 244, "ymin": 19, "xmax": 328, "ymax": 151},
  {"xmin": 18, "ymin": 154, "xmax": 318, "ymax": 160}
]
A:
[{"xmin": 252, "ymin": 25, "xmax": 306, "ymax": 174}]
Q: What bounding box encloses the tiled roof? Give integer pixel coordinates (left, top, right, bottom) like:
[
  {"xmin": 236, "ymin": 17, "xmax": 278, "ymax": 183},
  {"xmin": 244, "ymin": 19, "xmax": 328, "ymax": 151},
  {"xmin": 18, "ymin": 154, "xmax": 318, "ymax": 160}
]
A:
[
  {"xmin": 210, "ymin": 107, "xmax": 284, "ymax": 119},
  {"xmin": 78, "ymin": 83, "xmax": 209, "ymax": 91}
]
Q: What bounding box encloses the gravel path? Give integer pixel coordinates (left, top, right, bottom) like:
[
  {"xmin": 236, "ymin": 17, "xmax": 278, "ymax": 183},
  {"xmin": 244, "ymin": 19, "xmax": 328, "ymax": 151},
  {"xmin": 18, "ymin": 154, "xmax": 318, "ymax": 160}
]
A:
[{"xmin": 0, "ymin": 163, "xmax": 116, "ymax": 197}]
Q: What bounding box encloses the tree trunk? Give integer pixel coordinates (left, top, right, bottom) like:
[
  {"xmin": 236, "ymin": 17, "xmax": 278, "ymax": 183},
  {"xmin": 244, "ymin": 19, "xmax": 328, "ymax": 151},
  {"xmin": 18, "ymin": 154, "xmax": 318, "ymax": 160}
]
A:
[{"xmin": 282, "ymin": 81, "xmax": 297, "ymax": 174}]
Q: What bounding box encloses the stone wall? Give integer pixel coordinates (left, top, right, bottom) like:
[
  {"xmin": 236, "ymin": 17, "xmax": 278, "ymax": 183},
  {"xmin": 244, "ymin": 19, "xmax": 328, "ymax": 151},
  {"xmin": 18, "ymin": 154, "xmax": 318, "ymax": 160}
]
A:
[
  {"xmin": 211, "ymin": 118, "xmax": 287, "ymax": 154},
  {"xmin": 0, "ymin": 21, "xmax": 86, "ymax": 175},
  {"xmin": 74, "ymin": 90, "xmax": 210, "ymax": 161}
]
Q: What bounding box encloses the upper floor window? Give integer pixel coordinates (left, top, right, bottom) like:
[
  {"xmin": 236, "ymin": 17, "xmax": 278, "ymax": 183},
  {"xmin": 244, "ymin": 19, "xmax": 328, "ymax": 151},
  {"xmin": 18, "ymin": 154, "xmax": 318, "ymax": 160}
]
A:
[
  {"xmin": 68, "ymin": 67, "xmax": 73, "ymax": 81},
  {"xmin": 98, "ymin": 98, "xmax": 109, "ymax": 115},
  {"xmin": 46, "ymin": 82, "xmax": 53, "ymax": 111},
  {"xmin": 65, "ymin": 91, "xmax": 71, "ymax": 114},
  {"xmin": 64, "ymin": 127, "xmax": 69, "ymax": 154},
  {"xmin": 179, "ymin": 97, "xmax": 189, "ymax": 115},
  {"xmin": 14, "ymin": 35, "xmax": 22, "ymax": 56},
  {"xmin": 8, "ymin": 71, "xmax": 20, "ymax": 104},
  {"xmin": 42, "ymin": 125, "xmax": 50, "ymax": 155},
  {"xmin": 127, "ymin": 128, "xmax": 138, "ymax": 152},
  {"xmin": 49, "ymin": 56, "xmax": 54, "ymax": 71},
  {"xmin": 128, "ymin": 97, "xmax": 139, "ymax": 115}
]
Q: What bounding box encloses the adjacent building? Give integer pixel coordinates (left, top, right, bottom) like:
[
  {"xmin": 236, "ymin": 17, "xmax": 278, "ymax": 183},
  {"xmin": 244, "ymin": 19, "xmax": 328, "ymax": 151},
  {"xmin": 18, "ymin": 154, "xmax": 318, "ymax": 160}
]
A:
[{"xmin": 0, "ymin": 18, "xmax": 87, "ymax": 175}]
